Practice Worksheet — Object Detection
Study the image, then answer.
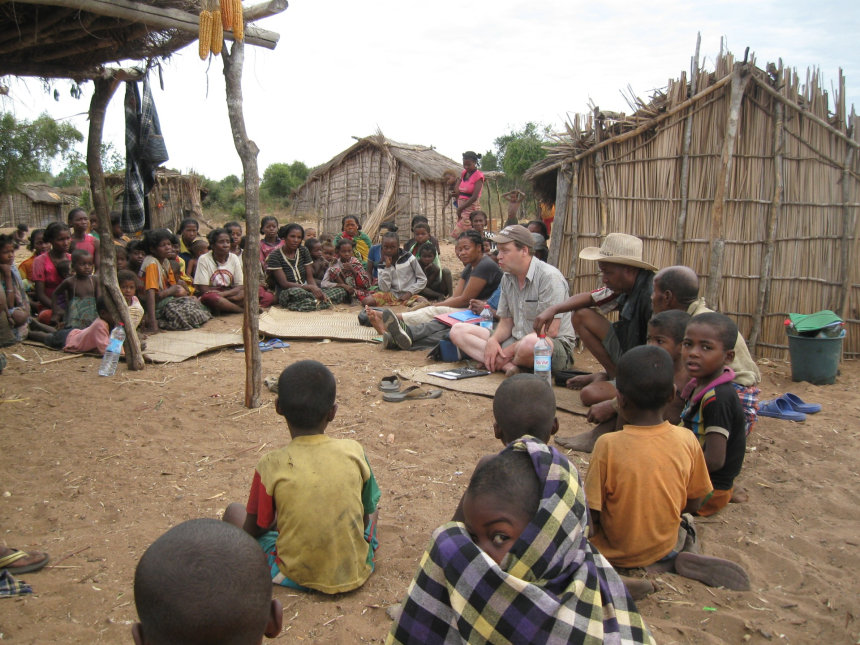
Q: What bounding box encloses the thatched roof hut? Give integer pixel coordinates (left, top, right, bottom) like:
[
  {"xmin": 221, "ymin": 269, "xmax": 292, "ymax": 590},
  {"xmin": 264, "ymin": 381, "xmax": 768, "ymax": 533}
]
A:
[
  {"xmin": 104, "ymin": 169, "xmax": 206, "ymax": 233},
  {"xmin": 525, "ymin": 44, "xmax": 859, "ymax": 359},
  {"xmin": 291, "ymin": 134, "xmax": 464, "ymax": 239},
  {"xmin": 0, "ymin": 183, "xmax": 80, "ymax": 228}
]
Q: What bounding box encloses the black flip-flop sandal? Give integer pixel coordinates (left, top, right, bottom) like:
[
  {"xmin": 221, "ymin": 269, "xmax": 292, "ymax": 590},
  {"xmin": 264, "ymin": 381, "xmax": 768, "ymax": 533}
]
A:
[
  {"xmin": 0, "ymin": 549, "xmax": 50, "ymax": 575},
  {"xmin": 382, "ymin": 385, "xmax": 442, "ymax": 402}
]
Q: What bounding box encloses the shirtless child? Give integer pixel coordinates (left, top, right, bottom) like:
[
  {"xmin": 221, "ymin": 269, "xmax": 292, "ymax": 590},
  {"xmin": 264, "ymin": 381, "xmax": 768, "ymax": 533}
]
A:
[{"xmin": 501, "ymin": 190, "xmax": 525, "ymax": 227}]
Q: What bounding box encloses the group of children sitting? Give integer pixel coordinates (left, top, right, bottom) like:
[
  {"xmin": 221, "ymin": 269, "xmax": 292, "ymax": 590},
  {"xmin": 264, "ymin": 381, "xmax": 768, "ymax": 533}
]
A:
[{"xmin": 131, "ymin": 312, "xmax": 752, "ymax": 644}]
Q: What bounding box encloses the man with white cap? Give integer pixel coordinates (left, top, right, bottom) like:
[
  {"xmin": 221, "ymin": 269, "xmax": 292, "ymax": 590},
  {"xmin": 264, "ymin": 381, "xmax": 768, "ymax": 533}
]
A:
[
  {"xmin": 534, "ymin": 233, "xmax": 657, "ymax": 390},
  {"xmin": 449, "ymin": 225, "xmax": 575, "ymax": 376}
]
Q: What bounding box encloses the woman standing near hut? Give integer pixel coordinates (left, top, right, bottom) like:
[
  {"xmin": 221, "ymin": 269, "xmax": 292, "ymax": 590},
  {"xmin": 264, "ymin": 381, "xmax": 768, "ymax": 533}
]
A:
[{"xmin": 450, "ymin": 151, "xmax": 485, "ymax": 241}]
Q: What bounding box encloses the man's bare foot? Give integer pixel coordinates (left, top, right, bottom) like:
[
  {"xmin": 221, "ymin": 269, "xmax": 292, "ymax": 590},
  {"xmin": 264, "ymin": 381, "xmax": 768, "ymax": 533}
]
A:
[
  {"xmin": 730, "ymin": 486, "xmax": 749, "ymax": 503},
  {"xmin": 366, "ymin": 308, "xmax": 387, "ymax": 336},
  {"xmin": 0, "ymin": 547, "xmax": 50, "ymax": 573},
  {"xmin": 504, "ymin": 364, "xmax": 522, "ymax": 377},
  {"xmin": 554, "ymin": 426, "xmax": 612, "ymax": 453},
  {"xmin": 674, "ymin": 552, "xmax": 750, "ymax": 591},
  {"xmin": 620, "ymin": 576, "xmax": 658, "ymax": 601}
]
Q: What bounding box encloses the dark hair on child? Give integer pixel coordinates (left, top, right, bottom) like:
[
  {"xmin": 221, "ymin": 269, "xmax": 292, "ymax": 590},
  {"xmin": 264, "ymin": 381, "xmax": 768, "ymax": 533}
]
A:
[
  {"xmin": 318, "ymin": 232, "xmax": 334, "ymax": 244},
  {"xmin": 240, "ymin": 235, "xmax": 246, "ymax": 250},
  {"xmin": 380, "ymin": 220, "xmax": 398, "ymax": 233},
  {"xmin": 457, "ymin": 229, "xmax": 483, "ymax": 249},
  {"xmin": 143, "ymin": 228, "xmax": 173, "ymax": 255},
  {"xmin": 56, "ymin": 260, "xmax": 71, "ymax": 278},
  {"xmin": 0, "ymin": 234, "xmax": 13, "ymax": 250},
  {"xmin": 648, "ymin": 310, "xmax": 691, "ymax": 345},
  {"xmin": 492, "ymin": 374, "xmax": 557, "ymax": 444},
  {"xmin": 134, "ymin": 519, "xmax": 272, "ymax": 645},
  {"xmin": 17, "ymin": 223, "xmax": 28, "ymax": 232},
  {"xmin": 71, "ymin": 248, "xmax": 92, "ymax": 265},
  {"xmin": 114, "ymin": 245, "xmax": 127, "ymax": 260},
  {"xmin": 462, "ymin": 151, "xmax": 482, "ymax": 162},
  {"xmin": 278, "ymin": 223, "xmax": 304, "ymax": 240},
  {"xmin": 117, "ymin": 269, "xmax": 137, "ymax": 285},
  {"xmin": 126, "ymin": 239, "xmax": 144, "ymax": 255},
  {"xmin": 654, "ymin": 266, "xmax": 699, "ymax": 307},
  {"xmin": 260, "ymin": 215, "xmax": 279, "ymax": 235},
  {"xmin": 381, "ymin": 231, "xmax": 400, "ymax": 246},
  {"xmin": 468, "ymin": 210, "xmax": 488, "ymax": 222},
  {"xmin": 109, "ymin": 211, "xmax": 122, "ymax": 227},
  {"xmin": 688, "ymin": 311, "xmax": 738, "ymax": 351},
  {"xmin": 336, "ymin": 237, "xmax": 354, "ymax": 251},
  {"xmin": 67, "ymin": 207, "xmax": 87, "ymax": 223},
  {"xmin": 169, "ymin": 233, "xmax": 181, "ymax": 246},
  {"xmin": 412, "ymin": 222, "xmax": 430, "ymax": 233},
  {"xmin": 179, "ymin": 218, "xmax": 199, "ymax": 234},
  {"xmin": 27, "ymin": 228, "xmax": 45, "ymax": 251},
  {"xmin": 277, "ymin": 360, "xmax": 336, "ymax": 430},
  {"xmin": 467, "ymin": 449, "xmax": 539, "ymax": 524},
  {"xmin": 44, "ymin": 221, "xmax": 71, "ymax": 243},
  {"xmin": 321, "ymin": 240, "xmax": 335, "ymax": 250},
  {"xmin": 417, "ymin": 241, "xmax": 436, "ymax": 256},
  {"xmin": 96, "ymin": 295, "xmax": 108, "ymax": 313},
  {"xmin": 304, "ymin": 237, "xmax": 321, "ymax": 250},
  {"xmin": 224, "ymin": 221, "xmax": 242, "ymax": 233},
  {"xmin": 527, "ymin": 220, "xmax": 549, "ymax": 238},
  {"xmin": 616, "ymin": 345, "xmax": 675, "ymax": 411},
  {"xmin": 410, "ymin": 215, "xmax": 428, "ymax": 230},
  {"xmin": 206, "ymin": 228, "xmax": 228, "ymax": 248},
  {"xmin": 341, "ymin": 215, "xmax": 361, "ymax": 230}
]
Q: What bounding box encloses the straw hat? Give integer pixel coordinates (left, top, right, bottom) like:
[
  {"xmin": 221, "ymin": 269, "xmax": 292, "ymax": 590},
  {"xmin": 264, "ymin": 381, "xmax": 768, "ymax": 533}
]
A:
[{"xmin": 579, "ymin": 233, "xmax": 657, "ymax": 271}]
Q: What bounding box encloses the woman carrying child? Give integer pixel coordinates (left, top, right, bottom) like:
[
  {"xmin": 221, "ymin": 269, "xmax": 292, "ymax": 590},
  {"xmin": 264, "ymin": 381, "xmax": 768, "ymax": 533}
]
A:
[
  {"xmin": 32, "ymin": 222, "xmax": 72, "ymax": 325},
  {"xmin": 450, "ymin": 151, "xmax": 485, "ymax": 241},
  {"xmin": 267, "ymin": 224, "xmax": 346, "ymax": 312},
  {"xmin": 194, "ymin": 228, "xmax": 245, "ymax": 314},
  {"xmin": 362, "ymin": 231, "xmax": 427, "ymax": 307},
  {"xmin": 322, "ymin": 239, "xmax": 372, "ymax": 305},
  {"xmin": 141, "ymin": 229, "xmax": 212, "ymax": 332},
  {"xmin": 335, "ymin": 215, "xmax": 373, "ymax": 264}
]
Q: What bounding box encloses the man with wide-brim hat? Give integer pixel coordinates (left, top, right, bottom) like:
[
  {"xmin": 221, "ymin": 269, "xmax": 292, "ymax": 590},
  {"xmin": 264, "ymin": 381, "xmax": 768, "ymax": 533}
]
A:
[{"xmin": 534, "ymin": 233, "xmax": 657, "ymax": 395}]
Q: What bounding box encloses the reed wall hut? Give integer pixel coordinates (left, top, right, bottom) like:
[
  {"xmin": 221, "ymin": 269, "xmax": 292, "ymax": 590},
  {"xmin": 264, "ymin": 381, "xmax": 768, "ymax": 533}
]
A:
[
  {"xmin": 291, "ymin": 135, "xmax": 463, "ymax": 237},
  {"xmin": 526, "ymin": 45, "xmax": 859, "ymax": 359},
  {"xmin": 104, "ymin": 169, "xmax": 205, "ymax": 233},
  {"xmin": 0, "ymin": 183, "xmax": 80, "ymax": 228}
]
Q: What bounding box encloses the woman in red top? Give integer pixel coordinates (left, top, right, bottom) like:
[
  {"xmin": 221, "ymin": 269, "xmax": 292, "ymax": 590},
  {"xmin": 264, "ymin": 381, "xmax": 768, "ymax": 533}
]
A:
[
  {"xmin": 32, "ymin": 221, "xmax": 72, "ymax": 324},
  {"xmin": 450, "ymin": 151, "xmax": 485, "ymax": 241}
]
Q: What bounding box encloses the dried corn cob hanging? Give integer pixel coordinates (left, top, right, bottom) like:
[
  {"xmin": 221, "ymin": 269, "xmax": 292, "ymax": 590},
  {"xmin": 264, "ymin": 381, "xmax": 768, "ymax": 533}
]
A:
[
  {"xmin": 198, "ymin": 7, "xmax": 213, "ymax": 59},
  {"xmin": 211, "ymin": 9, "xmax": 223, "ymax": 55},
  {"xmin": 232, "ymin": 0, "xmax": 244, "ymax": 41},
  {"xmin": 220, "ymin": 0, "xmax": 233, "ymax": 30}
]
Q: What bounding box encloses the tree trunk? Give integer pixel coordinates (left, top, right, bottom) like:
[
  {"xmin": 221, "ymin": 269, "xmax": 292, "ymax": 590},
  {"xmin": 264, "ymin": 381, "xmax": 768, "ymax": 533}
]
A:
[
  {"xmin": 223, "ymin": 39, "xmax": 262, "ymax": 409},
  {"xmin": 88, "ymin": 76, "xmax": 145, "ymax": 370}
]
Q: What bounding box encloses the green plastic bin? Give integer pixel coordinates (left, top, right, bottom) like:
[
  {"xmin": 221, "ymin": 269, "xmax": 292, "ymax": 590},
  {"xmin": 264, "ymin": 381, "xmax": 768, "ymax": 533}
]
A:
[{"xmin": 787, "ymin": 331, "xmax": 844, "ymax": 385}]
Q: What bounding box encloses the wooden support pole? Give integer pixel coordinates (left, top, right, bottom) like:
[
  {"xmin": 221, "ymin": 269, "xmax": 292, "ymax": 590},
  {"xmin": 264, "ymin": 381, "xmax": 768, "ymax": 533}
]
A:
[
  {"xmin": 223, "ymin": 39, "xmax": 261, "ymax": 409},
  {"xmin": 705, "ymin": 63, "xmax": 751, "ymax": 307},
  {"xmin": 566, "ymin": 162, "xmax": 581, "ymax": 280},
  {"xmin": 483, "ymin": 178, "xmax": 493, "ymax": 232},
  {"xmin": 87, "ymin": 77, "xmax": 145, "ymax": 370},
  {"xmin": 749, "ymin": 65, "xmax": 785, "ymax": 355},
  {"xmin": 548, "ymin": 163, "xmax": 572, "ymax": 267},
  {"xmin": 839, "ymin": 118, "xmax": 857, "ymax": 320},
  {"xmin": 592, "ymin": 110, "xmax": 610, "ymax": 239},
  {"xmin": 675, "ymin": 33, "xmax": 701, "ymax": 265}
]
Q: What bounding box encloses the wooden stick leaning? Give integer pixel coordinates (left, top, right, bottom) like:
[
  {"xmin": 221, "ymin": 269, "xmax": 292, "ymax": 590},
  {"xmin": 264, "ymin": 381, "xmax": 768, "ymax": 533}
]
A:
[{"xmin": 675, "ymin": 33, "xmax": 701, "ymax": 265}]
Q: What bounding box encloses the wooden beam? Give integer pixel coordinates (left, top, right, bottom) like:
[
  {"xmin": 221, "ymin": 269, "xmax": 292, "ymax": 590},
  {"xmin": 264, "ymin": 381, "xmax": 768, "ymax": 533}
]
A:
[
  {"xmin": 675, "ymin": 32, "xmax": 701, "ymax": 265},
  {"xmin": 566, "ymin": 162, "xmax": 581, "ymax": 280},
  {"xmin": 592, "ymin": 109, "xmax": 610, "ymax": 239},
  {"xmin": 705, "ymin": 63, "xmax": 751, "ymax": 307},
  {"xmin": 547, "ymin": 163, "xmax": 572, "ymax": 267},
  {"xmin": 20, "ymin": 0, "xmax": 285, "ymax": 49},
  {"xmin": 839, "ymin": 121, "xmax": 857, "ymax": 319},
  {"xmin": 223, "ymin": 39, "xmax": 262, "ymax": 409},
  {"xmin": 749, "ymin": 65, "xmax": 785, "ymax": 355}
]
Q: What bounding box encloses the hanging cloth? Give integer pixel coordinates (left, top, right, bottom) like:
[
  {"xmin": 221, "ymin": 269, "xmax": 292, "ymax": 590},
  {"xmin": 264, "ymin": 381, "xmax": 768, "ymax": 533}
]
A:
[{"xmin": 122, "ymin": 76, "xmax": 169, "ymax": 234}]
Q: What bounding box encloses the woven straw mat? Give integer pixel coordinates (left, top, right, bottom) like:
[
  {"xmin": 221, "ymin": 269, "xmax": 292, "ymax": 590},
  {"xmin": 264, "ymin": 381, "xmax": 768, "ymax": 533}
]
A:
[
  {"xmin": 395, "ymin": 363, "xmax": 589, "ymax": 416},
  {"xmin": 258, "ymin": 309, "xmax": 379, "ymax": 342},
  {"xmin": 143, "ymin": 331, "xmax": 243, "ymax": 363}
]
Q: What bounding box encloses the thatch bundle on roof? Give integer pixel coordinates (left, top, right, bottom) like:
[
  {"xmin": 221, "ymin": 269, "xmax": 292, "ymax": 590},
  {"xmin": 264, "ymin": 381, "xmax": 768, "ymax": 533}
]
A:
[
  {"xmin": 526, "ymin": 44, "xmax": 859, "ymax": 359},
  {"xmin": 291, "ymin": 134, "xmax": 464, "ymax": 239}
]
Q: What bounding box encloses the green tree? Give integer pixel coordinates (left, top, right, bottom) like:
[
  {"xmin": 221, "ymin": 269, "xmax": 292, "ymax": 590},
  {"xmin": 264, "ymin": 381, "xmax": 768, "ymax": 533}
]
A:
[
  {"xmin": 493, "ymin": 122, "xmax": 550, "ymax": 180},
  {"xmin": 54, "ymin": 142, "xmax": 124, "ymax": 187},
  {"xmin": 261, "ymin": 162, "xmax": 295, "ymax": 199},
  {"xmin": 0, "ymin": 112, "xmax": 83, "ymax": 192},
  {"xmin": 480, "ymin": 150, "xmax": 499, "ymax": 172}
]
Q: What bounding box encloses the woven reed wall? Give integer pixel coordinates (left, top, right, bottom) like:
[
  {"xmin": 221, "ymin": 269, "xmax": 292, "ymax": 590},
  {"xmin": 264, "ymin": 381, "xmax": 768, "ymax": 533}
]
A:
[
  {"xmin": 545, "ymin": 54, "xmax": 860, "ymax": 359},
  {"xmin": 0, "ymin": 193, "xmax": 62, "ymax": 228}
]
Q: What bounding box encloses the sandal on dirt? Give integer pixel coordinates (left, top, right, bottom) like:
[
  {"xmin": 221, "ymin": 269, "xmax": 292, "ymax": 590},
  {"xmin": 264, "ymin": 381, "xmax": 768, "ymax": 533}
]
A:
[
  {"xmin": 382, "ymin": 385, "xmax": 442, "ymax": 403},
  {"xmin": 378, "ymin": 375, "xmax": 401, "ymax": 392},
  {"xmin": 0, "ymin": 549, "xmax": 50, "ymax": 575},
  {"xmin": 235, "ymin": 339, "xmax": 290, "ymax": 353}
]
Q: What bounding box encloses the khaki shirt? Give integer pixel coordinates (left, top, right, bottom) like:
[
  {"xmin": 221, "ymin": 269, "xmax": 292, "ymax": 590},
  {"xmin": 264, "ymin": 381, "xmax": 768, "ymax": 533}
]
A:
[
  {"xmin": 497, "ymin": 257, "xmax": 576, "ymax": 342},
  {"xmin": 687, "ymin": 298, "xmax": 761, "ymax": 386}
]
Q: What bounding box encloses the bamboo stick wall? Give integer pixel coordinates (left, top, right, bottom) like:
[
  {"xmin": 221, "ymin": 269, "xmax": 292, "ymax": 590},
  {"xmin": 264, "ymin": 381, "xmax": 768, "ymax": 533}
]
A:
[
  {"xmin": 533, "ymin": 49, "xmax": 860, "ymax": 359},
  {"xmin": 0, "ymin": 193, "xmax": 63, "ymax": 228}
]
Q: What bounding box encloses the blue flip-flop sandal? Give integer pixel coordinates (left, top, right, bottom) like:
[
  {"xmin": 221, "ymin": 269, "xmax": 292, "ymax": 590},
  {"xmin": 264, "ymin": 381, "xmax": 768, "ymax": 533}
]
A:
[
  {"xmin": 779, "ymin": 393, "xmax": 821, "ymax": 414},
  {"xmin": 757, "ymin": 398, "xmax": 806, "ymax": 422}
]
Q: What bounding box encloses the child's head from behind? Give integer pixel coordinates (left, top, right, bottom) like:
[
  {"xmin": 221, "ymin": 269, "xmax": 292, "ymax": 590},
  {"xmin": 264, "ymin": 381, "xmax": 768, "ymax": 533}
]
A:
[
  {"xmin": 96, "ymin": 296, "xmax": 117, "ymax": 328},
  {"xmin": 492, "ymin": 374, "xmax": 558, "ymax": 445},
  {"xmin": 463, "ymin": 450, "xmax": 540, "ymax": 565},
  {"xmin": 190, "ymin": 237, "xmax": 209, "ymax": 258},
  {"xmin": 56, "ymin": 260, "xmax": 71, "ymax": 280},
  {"xmin": 683, "ymin": 312, "xmax": 737, "ymax": 381},
  {"xmin": 110, "ymin": 211, "xmax": 124, "ymax": 238},
  {"xmin": 276, "ymin": 360, "xmax": 337, "ymax": 435},
  {"xmin": 318, "ymin": 232, "xmax": 334, "ymax": 244},
  {"xmin": 118, "ymin": 270, "xmax": 137, "ymax": 303},
  {"xmin": 321, "ymin": 241, "xmax": 335, "ymax": 263},
  {"xmin": 417, "ymin": 242, "xmax": 436, "ymax": 269},
  {"xmin": 71, "ymin": 249, "xmax": 94, "ymax": 277},
  {"xmin": 17, "ymin": 223, "xmax": 29, "ymax": 234},
  {"xmin": 647, "ymin": 310, "xmax": 691, "ymax": 363},
  {"xmin": 412, "ymin": 222, "xmax": 430, "ymax": 246},
  {"xmin": 615, "ymin": 345, "xmax": 675, "ymax": 414},
  {"xmin": 115, "ymin": 245, "xmax": 128, "ymax": 271},
  {"xmin": 527, "ymin": 220, "xmax": 548, "ymax": 238},
  {"xmin": 132, "ymin": 518, "xmax": 281, "ymax": 645},
  {"xmin": 336, "ymin": 238, "xmax": 355, "ymax": 263}
]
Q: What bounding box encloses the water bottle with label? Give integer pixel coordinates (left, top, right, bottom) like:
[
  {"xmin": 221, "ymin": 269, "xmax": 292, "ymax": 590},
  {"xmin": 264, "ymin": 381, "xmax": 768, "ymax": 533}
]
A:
[
  {"xmin": 533, "ymin": 333, "xmax": 553, "ymax": 386},
  {"xmin": 98, "ymin": 322, "xmax": 125, "ymax": 377},
  {"xmin": 480, "ymin": 304, "xmax": 493, "ymax": 331}
]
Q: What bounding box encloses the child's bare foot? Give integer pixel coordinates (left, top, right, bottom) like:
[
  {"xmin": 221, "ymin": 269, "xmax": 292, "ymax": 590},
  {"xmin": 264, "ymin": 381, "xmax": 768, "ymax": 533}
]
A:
[
  {"xmin": 554, "ymin": 426, "xmax": 611, "ymax": 453},
  {"xmin": 620, "ymin": 576, "xmax": 658, "ymax": 601},
  {"xmin": 730, "ymin": 486, "xmax": 749, "ymax": 503},
  {"xmin": 674, "ymin": 552, "xmax": 750, "ymax": 591}
]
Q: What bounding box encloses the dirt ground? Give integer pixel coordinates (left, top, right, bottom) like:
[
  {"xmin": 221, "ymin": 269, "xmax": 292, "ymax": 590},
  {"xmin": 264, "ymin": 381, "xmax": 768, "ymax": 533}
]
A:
[{"xmin": 1, "ymin": 240, "xmax": 859, "ymax": 644}]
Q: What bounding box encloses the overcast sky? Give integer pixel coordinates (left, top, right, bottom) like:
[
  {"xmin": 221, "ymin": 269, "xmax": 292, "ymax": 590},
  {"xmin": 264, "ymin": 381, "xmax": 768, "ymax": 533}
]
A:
[{"xmin": 3, "ymin": 0, "xmax": 859, "ymax": 181}]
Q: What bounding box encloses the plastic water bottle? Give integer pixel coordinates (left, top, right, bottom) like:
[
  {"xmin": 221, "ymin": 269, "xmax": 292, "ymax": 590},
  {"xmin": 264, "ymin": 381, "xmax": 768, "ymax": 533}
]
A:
[
  {"xmin": 98, "ymin": 323, "xmax": 125, "ymax": 377},
  {"xmin": 533, "ymin": 333, "xmax": 553, "ymax": 386},
  {"xmin": 480, "ymin": 305, "xmax": 493, "ymax": 331}
]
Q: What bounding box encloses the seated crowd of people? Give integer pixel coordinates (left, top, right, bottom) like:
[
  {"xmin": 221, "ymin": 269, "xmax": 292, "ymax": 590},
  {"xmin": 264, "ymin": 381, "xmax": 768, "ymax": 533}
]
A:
[{"xmin": 2, "ymin": 209, "xmax": 760, "ymax": 645}]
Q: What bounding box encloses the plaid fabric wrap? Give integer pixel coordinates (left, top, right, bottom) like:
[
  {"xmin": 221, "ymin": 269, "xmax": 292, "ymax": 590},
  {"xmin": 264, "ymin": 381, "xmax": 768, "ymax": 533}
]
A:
[
  {"xmin": 122, "ymin": 77, "xmax": 169, "ymax": 234},
  {"xmin": 0, "ymin": 570, "xmax": 33, "ymax": 597},
  {"xmin": 732, "ymin": 383, "xmax": 760, "ymax": 435},
  {"xmin": 387, "ymin": 437, "xmax": 655, "ymax": 645}
]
